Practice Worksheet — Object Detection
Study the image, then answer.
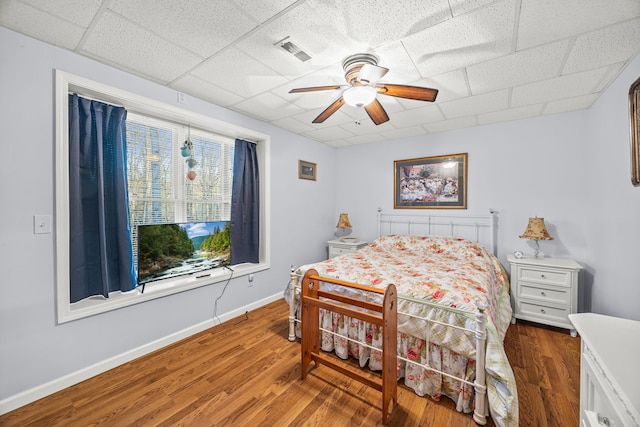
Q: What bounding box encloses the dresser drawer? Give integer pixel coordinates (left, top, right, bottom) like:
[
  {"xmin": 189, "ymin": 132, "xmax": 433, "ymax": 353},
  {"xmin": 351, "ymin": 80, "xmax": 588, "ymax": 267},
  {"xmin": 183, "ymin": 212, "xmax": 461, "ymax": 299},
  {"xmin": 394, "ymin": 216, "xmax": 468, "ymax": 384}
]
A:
[
  {"xmin": 329, "ymin": 247, "xmax": 352, "ymax": 257},
  {"xmin": 519, "ymin": 282, "xmax": 570, "ymax": 305},
  {"xmin": 580, "ymin": 349, "xmax": 627, "ymax": 427},
  {"xmin": 519, "ymin": 300, "xmax": 570, "ymax": 323},
  {"xmin": 518, "ymin": 266, "xmax": 571, "ymax": 287}
]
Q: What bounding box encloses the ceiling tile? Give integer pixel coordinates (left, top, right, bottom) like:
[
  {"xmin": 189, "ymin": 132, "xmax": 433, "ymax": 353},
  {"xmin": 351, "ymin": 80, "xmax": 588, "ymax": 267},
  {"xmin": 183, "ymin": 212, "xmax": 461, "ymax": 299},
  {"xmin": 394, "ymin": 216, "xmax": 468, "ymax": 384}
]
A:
[
  {"xmin": 191, "ymin": 48, "xmax": 288, "ymax": 98},
  {"xmin": 403, "ymin": 0, "xmax": 516, "ymax": 77},
  {"xmin": 449, "ymin": 0, "xmax": 496, "ymax": 17},
  {"xmin": 171, "ymin": 75, "xmax": 244, "ymax": 107},
  {"xmin": 511, "ymin": 67, "xmax": 610, "ymax": 107},
  {"xmin": 467, "ymin": 40, "xmax": 569, "ymax": 94},
  {"xmin": 81, "ymin": 11, "xmax": 202, "ymax": 83},
  {"xmin": 439, "ymin": 90, "xmax": 510, "ymax": 119},
  {"xmin": 270, "ymin": 116, "xmax": 316, "ymax": 134},
  {"xmin": 344, "ymin": 133, "xmax": 386, "ymax": 145},
  {"xmin": 232, "ymin": 0, "xmax": 299, "ymax": 23},
  {"xmin": 268, "ymin": 67, "xmax": 346, "ymax": 108},
  {"xmin": 478, "ymin": 104, "xmax": 543, "ymax": 125},
  {"xmin": 423, "ymin": 116, "xmax": 478, "ymax": 133},
  {"xmin": 108, "ymin": 0, "xmax": 257, "ymax": 58},
  {"xmin": 0, "ymin": 0, "xmax": 86, "ymax": 50},
  {"xmin": 302, "ymin": 126, "xmax": 356, "ymax": 142},
  {"xmin": 22, "ymin": 0, "xmax": 103, "ymax": 27},
  {"xmin": 324, "ymin": 139, "xmax": 353, "ymax": 148},
  {"xmin": 542, "ymin": 93, "xmax": 600, "ymax": 115},
  {"xmin": 340, "ymin": 116, "xmax": 398, "ymax": 135},
  {"xmin": 517, "ymin": 0, "xmax": 640, "ymax": 50},
  {"xmin": 232, "ymin": 92, "xmax": 305, "ymax": 121},
  {"xmin": 383, "ymin": 105, "xmax": 445, "ymax": 127},
  {"xmin": 381, "ymin": 125, "xmax": 431, "ymax": 140},
  {"xmin": 291, "ymin": 108, "xmax": 354, "ymax": 128},
  {"xmin": 563, "ymin": 18, "xmax": 640, "ymax": 74},
  {"xmin": 373, "ymin": 42, "xmax": 423, "ymax": 83}
]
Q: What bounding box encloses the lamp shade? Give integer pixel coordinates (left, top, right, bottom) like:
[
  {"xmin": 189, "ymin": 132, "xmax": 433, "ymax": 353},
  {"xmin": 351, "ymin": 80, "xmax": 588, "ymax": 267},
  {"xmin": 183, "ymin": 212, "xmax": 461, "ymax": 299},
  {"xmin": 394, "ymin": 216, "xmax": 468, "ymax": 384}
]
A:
[
  {"xmin": 519, "ymin": 217, "xmax": 553, "ymax": 241},
  {"xmin": 343, "ymin": 86, "xmax": 377, "ymax": 107},
  {"xmin": 336, "ymin": 213, "xmax": 352, "ymax": 229}
]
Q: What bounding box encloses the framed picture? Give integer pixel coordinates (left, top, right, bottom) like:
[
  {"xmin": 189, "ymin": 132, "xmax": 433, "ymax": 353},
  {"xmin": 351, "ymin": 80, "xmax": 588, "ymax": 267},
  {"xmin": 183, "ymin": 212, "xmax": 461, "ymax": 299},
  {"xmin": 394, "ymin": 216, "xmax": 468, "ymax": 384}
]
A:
[
  {"xmin": 298, "ymin": 160, "xmax": 317, "ymax": 181},
  {"xmin": 630, "ymin": 76, "xmax": 640, "ymax": 187},
  {"xmin": 394, "ymin": 153, "xmax": 467, "ymax": 209}
]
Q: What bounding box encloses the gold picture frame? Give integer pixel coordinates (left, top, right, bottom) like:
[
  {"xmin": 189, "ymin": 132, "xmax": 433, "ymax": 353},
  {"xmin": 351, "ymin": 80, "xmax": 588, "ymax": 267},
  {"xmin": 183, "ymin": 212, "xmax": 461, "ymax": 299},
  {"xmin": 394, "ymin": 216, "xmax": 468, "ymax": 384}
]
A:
[
  {"xmin": 298, "ymin": 160, "xmax": 317, "ymax": 181},
  {"xmin": 630, "ymin": 76, "xmax": 640, "ymax": 187},
  {"xmin": 394, "ymin": 153, "xmax": 468, "ymax": 209}
]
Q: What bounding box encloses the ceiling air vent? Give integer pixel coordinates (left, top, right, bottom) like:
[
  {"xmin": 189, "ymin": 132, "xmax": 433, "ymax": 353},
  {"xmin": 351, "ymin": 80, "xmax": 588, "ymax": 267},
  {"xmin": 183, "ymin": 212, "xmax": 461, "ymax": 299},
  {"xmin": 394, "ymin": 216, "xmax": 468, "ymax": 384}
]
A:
[{"xmin": 276, "ymin": 37, "xmax": 312, "ymax": 62}]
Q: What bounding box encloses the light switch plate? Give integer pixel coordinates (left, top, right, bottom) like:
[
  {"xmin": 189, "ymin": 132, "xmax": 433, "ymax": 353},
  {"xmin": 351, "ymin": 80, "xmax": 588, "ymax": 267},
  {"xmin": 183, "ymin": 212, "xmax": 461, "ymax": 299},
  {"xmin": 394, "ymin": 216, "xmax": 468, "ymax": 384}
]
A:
[{"xmin": 34, "ymin": 214, "xmax": 52, "ymax": 234}]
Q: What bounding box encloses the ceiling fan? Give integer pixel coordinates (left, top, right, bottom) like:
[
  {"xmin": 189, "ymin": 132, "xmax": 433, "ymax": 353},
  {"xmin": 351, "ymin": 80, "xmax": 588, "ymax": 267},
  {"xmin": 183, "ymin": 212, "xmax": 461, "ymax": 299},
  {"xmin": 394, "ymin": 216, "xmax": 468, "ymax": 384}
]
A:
[{"xmin": 289, "ymin": 53, "xmax": 439, "ymax": 125}]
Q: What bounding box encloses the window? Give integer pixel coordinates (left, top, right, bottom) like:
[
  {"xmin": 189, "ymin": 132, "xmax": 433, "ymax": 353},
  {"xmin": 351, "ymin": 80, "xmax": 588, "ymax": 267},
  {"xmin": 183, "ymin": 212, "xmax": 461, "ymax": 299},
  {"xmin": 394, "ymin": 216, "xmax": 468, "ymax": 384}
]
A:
[
  {"xmin": 55, "ymin": 70, "xmax": 270, "ymax": 323},
  {"xmin": 125, "ymin": 114, "xmax": 234, "ymax": 272}
]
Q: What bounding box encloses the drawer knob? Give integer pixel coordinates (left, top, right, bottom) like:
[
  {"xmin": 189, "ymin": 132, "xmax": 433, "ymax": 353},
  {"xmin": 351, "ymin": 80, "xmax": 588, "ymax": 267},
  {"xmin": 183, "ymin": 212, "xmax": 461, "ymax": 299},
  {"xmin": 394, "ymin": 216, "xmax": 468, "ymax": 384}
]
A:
[
  {"xmin": 540, "ymin": 309, "xmax": 546, "ymax": 314},
  {"xmin": 540, "ymin": 274, "xmax": 546, "ymax": 279},
  {"xmin": 541, "ymin": 291, "xmax": 546, "ymax": 296},
  {"xmin": 598, "ymin": 414, "xmax": 610, "ymax": 426}
]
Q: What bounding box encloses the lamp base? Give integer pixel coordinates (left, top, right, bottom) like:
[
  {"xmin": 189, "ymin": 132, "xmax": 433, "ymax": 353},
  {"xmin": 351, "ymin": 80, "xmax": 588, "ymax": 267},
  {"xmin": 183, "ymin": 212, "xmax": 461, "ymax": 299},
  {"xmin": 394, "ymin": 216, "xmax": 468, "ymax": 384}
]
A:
[
  {"xmin": 335, "ymin": 227, "xmax": 352, "ymax": 238},
  {"xmin": 533, "ymin": 241, "xmax": 543, "ymax": 257}
]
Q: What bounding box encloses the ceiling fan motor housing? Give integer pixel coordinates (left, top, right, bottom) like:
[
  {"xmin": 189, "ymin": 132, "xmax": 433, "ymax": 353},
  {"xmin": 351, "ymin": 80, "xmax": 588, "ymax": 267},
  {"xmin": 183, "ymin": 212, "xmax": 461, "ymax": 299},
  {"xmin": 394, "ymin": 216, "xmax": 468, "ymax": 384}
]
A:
[{"xmin": 342, "ymin": 53, "xmax": 378, "ymax": 84}]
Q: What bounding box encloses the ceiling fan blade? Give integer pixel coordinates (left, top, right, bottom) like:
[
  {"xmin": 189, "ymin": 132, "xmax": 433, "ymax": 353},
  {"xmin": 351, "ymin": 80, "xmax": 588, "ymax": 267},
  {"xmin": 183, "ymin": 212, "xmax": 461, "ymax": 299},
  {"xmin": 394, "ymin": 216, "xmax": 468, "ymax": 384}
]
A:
[
  {"xmin": 357, "ymin": 63, "xmax": 389, "ymax": 84},
  {"xmin": 376, "ymin": 84, "xmax": 438, "ymax": 102},
  {"xmin": 312, "ymin": 97, "xmax": 345, "ymax": 123},
  {"xmin": 364, "ymin": 99, "xmax": 390, "ymax": 125},
  {"xmin": 289, "ymin": 85, "xmax": 344, "ymax": 93}
]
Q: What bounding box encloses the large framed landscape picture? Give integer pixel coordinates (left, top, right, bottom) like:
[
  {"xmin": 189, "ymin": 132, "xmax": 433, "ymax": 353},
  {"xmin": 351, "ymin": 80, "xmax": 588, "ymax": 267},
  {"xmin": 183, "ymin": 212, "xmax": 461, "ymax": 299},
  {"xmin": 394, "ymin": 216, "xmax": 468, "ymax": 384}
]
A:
[{"xmin": 394, "ymin": 153, "xmax": 467, "ymax": 209}]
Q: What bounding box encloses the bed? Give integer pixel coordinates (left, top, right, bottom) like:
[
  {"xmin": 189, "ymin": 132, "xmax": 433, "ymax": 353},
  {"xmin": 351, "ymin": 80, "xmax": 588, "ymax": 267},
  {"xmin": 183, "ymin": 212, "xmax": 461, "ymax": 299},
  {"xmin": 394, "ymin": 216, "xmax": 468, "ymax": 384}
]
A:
[{"xmin": 285, "ymin": 209, "xmax": 518, "ymax": 426}]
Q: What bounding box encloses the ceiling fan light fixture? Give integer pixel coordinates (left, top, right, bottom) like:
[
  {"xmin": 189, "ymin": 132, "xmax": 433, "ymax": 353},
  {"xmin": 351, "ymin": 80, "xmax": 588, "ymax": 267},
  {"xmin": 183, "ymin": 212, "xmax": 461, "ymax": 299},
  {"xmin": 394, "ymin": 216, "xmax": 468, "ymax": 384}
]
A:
[{"xmin": 343, "ymin": 86, "xmax": 377, "ymax": 108}]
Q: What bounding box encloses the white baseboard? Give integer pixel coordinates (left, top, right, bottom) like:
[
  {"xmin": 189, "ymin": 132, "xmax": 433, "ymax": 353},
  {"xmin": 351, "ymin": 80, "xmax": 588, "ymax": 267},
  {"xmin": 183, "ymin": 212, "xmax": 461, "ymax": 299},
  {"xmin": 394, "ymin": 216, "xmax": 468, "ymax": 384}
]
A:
[{"xmin": 0, "ymin": 293, "xmax": 283, "ymax": 415}]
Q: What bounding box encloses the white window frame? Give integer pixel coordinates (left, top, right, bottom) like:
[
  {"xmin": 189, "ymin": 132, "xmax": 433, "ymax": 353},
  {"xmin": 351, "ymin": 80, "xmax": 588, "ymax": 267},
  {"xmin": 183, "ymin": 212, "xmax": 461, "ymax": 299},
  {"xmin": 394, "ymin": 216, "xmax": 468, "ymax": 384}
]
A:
[{"xmin": 54, "ymin": 70, "xmax": 270, "ymax": 324}]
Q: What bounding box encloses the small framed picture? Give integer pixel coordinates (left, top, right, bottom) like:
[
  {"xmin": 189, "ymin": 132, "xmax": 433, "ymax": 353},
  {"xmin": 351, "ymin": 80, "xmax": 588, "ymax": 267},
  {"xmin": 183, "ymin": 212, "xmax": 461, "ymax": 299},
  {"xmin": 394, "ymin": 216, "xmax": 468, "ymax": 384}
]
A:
[{"xmin": 298, "ymin": 160, "xmax": 317, "ymax": 181}]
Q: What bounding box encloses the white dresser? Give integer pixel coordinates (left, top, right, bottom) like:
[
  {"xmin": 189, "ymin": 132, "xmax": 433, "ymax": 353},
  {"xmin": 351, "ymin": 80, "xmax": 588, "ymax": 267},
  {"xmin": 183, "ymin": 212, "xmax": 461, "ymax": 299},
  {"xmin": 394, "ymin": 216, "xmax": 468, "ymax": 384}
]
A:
[
  {"xmin": 569, "ymin": 313, "xmax": 640, "ymax": 427},
  {"xmin": 507, "ymin": 255, "xmax": 582, "ymax": 336},
  {"xmin": 327, "ymin": 239, "xmax": 367, "ymax": 258}
]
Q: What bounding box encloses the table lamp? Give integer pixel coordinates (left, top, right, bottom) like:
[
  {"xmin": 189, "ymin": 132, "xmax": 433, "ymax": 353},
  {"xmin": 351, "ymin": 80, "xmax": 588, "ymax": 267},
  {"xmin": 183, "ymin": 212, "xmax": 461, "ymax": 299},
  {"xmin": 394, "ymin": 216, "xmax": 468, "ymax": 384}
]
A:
[
  {"xmin": 335, "ymin": 213, "xmax": 353, "ymax": 239},
  {"xmin": 519, "ymin": 217, "xmax": 553, "ymax": 257}
]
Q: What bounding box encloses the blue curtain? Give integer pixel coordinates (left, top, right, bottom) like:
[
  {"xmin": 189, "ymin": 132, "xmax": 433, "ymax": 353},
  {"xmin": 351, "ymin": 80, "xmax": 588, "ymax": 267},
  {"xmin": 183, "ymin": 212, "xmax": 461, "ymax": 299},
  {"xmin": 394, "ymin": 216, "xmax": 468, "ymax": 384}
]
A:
[
  {"xmin": 230, "ymin": 139, "xmax": 260, "ymax": 264},
  {"xmin": 68, "ymin": 94, "xmax": 136, "ymax": 303}
]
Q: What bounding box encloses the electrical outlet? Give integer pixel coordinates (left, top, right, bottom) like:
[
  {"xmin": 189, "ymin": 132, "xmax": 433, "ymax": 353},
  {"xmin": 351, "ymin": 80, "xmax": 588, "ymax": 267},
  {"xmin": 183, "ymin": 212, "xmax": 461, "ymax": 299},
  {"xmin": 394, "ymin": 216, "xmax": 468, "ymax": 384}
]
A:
[{"xmin": 177, "ymin": 91, "xmax": 187, "ymax": 104}]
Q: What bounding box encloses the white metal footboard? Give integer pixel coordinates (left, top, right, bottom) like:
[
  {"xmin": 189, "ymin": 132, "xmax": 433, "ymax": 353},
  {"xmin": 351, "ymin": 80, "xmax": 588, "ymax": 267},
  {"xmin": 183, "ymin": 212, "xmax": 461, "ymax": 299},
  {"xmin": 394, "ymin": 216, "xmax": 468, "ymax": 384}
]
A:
[{"xmin": 287, "ymin": 269, "xmax": 489, "ymax": 425}]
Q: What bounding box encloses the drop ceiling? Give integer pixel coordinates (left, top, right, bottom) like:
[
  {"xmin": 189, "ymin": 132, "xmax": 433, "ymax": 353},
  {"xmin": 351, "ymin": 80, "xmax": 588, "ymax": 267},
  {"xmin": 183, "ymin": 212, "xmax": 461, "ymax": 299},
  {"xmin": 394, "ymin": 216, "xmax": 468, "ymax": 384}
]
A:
[{"xmin": 1, "ymin": 0, "xmax": 640, "ymax": 147}]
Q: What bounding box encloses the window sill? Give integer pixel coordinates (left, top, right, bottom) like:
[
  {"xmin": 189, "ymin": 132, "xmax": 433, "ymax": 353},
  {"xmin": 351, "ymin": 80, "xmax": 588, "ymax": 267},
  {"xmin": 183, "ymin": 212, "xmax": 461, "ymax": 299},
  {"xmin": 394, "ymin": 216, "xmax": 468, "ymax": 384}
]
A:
[{"xmin": 60, "ymin": 263, "xmax": 268, "ymax": 323}]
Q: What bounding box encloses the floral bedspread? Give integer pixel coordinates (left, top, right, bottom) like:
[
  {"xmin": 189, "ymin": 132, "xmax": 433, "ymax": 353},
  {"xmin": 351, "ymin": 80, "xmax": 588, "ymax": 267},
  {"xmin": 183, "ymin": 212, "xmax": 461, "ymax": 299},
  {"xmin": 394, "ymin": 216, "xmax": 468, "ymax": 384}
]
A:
[{"xmin": 287, "ymin": 235, "xmax": 518, "ymax": 427}]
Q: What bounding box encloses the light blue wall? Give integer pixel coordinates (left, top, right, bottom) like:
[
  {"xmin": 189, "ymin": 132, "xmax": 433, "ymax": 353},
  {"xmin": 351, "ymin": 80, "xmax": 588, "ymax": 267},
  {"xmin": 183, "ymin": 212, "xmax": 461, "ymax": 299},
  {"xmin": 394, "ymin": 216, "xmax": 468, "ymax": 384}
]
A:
[
  {"xmin": 0, "ymin": 28, "xmax": 336, "ymax": 404},
  {"xmin": 584, "ymin": 53, "xmax": 640, "ymax": 320},
  {"xmin": 1, "ymin": 25, "xmax": 639, "ymax": 409}
]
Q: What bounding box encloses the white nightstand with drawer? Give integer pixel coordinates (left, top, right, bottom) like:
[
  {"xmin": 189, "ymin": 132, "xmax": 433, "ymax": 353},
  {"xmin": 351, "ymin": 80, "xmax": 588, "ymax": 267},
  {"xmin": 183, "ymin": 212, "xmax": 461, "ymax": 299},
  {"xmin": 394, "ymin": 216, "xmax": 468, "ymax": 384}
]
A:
[
  {"xmin": 327, "ymin": 239, "xmax": 368, "ymax": 258},
  {"xmin": 507, "ymin": 254, "xmax": 582, "ymax": 336}
]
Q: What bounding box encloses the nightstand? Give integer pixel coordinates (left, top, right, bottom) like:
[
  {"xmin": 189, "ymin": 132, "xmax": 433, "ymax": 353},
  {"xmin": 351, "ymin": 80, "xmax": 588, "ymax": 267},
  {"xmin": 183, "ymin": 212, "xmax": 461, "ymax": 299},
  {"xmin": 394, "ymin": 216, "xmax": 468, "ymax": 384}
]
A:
[
  {"xmin": 507, "ymin": 254, "xmax": 582, "ymax": 336},
  {"xmin": 327, "ymin": 239, "xmax": 368, "ymax": 258}
]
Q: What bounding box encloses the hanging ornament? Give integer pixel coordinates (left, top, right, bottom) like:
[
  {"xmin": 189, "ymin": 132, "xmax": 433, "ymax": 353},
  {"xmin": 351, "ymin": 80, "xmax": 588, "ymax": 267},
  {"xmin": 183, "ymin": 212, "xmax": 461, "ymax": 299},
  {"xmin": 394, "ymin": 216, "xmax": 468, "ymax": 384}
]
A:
[
  {"xmin": 187, "ymin": 170, "xmax": 196, "ymax": 180},
  {"xmin": 186, "ymin": 157, "xmax": 198, "ymax": 168},
  {"xmin": 181, "ymin": 125, "xmax": 193, "ymax": 157},
  {"xmin": 180, "ymin": 143, "xmax": 191, "ymax": 158}
]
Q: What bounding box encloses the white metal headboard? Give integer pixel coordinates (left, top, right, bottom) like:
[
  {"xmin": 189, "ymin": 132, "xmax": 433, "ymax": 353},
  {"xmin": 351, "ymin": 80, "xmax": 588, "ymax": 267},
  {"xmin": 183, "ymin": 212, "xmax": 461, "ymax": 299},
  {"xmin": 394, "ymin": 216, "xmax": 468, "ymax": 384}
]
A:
[{"xmin": 377, "ymin": 208, "xmax": 498, "ymax": 255}]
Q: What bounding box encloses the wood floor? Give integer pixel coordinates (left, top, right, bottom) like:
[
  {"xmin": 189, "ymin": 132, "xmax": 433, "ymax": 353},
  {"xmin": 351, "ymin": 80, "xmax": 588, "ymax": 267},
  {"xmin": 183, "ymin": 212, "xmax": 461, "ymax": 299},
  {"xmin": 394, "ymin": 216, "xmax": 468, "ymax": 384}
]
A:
[{"xmin": 0, "ymin": 299, "xmax": 580, "ymax": 426}]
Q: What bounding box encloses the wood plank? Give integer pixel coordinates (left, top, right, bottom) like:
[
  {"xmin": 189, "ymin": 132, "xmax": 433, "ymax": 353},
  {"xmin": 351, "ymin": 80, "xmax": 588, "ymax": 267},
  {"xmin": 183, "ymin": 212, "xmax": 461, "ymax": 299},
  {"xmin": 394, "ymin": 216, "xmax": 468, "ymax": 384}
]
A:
[{"xmin": 0, "ymin": 300, "xmax": 580, "ymax": 427}]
